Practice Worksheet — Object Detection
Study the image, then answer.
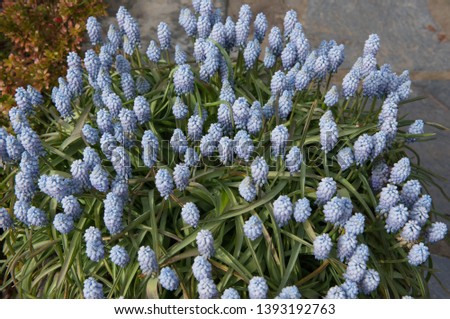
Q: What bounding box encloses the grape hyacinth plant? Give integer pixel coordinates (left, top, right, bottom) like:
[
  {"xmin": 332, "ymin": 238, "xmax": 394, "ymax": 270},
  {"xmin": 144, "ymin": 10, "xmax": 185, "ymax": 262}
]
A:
[{"xmin": 0, "ymin": 1, "xmax": 447, "ymax": 299}]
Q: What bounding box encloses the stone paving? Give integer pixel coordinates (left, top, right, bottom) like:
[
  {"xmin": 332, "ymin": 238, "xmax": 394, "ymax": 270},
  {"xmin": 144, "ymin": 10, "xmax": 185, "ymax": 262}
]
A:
[
  {"xmin": 103, "ymin": 0, "xmax": 450, "ymax": 297},
  {"xmin": 430, "ymin": 254, "xmax": 450, "ymax": 298}
]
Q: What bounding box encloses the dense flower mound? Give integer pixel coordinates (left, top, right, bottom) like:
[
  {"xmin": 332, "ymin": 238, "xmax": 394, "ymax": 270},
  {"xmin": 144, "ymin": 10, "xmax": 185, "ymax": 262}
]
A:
[{"xmin": 0, "ymin": 0, "xmax": 447, "ymax": 299}]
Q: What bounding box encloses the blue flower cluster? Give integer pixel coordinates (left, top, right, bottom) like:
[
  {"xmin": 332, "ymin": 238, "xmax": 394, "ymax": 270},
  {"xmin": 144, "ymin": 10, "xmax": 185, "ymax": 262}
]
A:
[
  {"xmin": 0, "ymin": 208, "xmax": 13, "ymax": 231},
  {"xmin": 84, "ymin": 227, "xmax": 105, "ymax": 262},
  {"xmin": 159, "ymin": 267, "xmax": 180, "ymax": 291},
  {"xmin": 313, "ymin": 233, "xmax": 332, "ymax": 260},
  {"xmin": 155, "ymin": 168, "xmax": 174, "ymax": 200},
  {"xmin": 181, "ymin": 202, "xmax": 200, "ymax": 228},
  {"xmin": 316, "ymin": 177, "xmax": 337, "ymax": 205},
  {"xmin": 273, "ymin": 195, "xmax": 293, "ymax": 227},
  {"xmin": 239, "ymin": 176, "xmax": 257, "ymax": 202},
  {"xmin": 192, "ymin": 255, "xmax": 212, "ymax": 281},
  {"xmin": 251, "ymin": 157, "xmax": 269, "ymax": 187},
  {"xmin": 53, "ymin": 213, "xmax": 74, "ymax": 234},
  {"xmin": 83, "ymin": 277, "xmax": 104, "ymax": 299},
  {"xmin": 243, "ymin": 215, "xmax": 263, "ymax": 240},
  {"xmin": 248, "ymin": 276, "xmax": 268, "ymax": 299},
  {"xmin": 196, "ymin": 229, "xmax": 215, "ymax": 257},
  {"xmin": 110, "ymin": 245, "xmax": 130, "ymax": 267},
  {"xmin": 138, "ymin": 246, "xmax": 158, "ymax": 275}
]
